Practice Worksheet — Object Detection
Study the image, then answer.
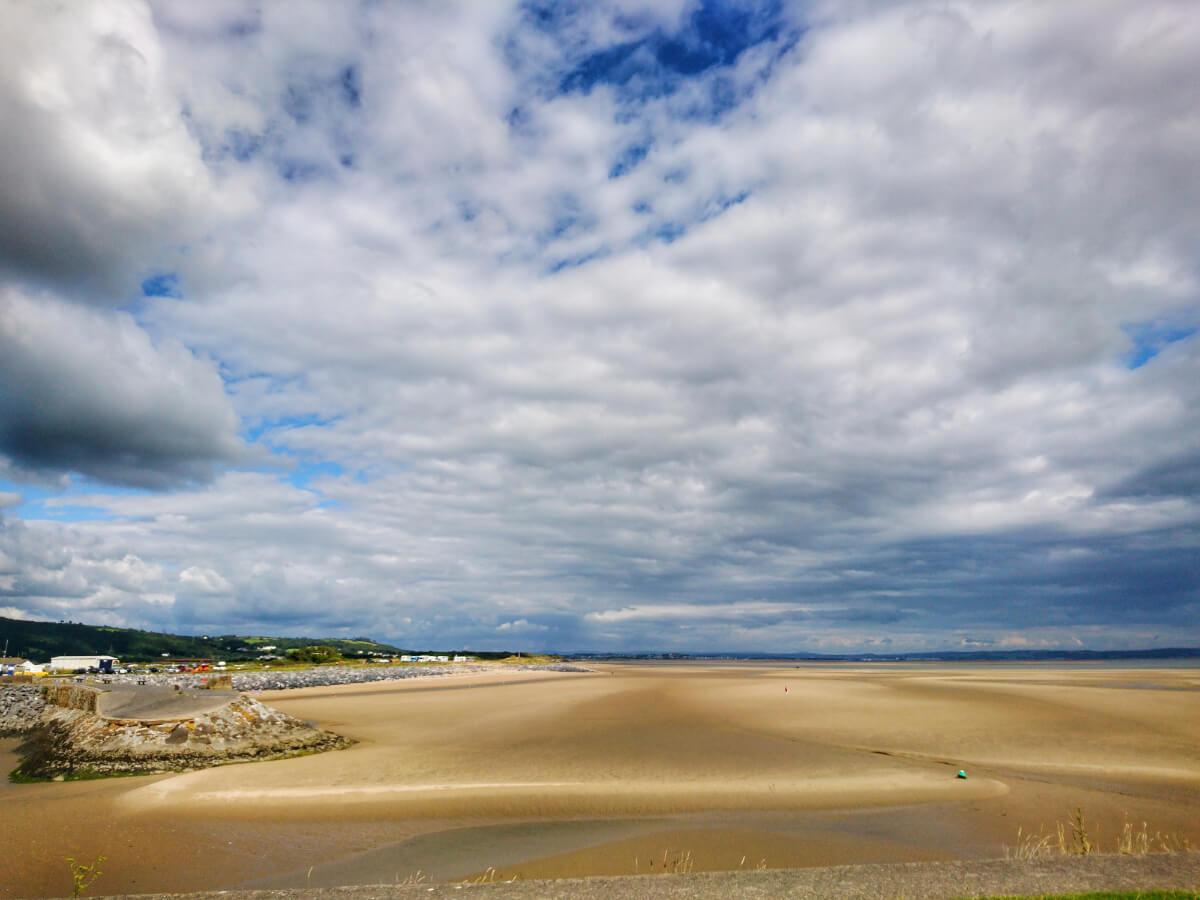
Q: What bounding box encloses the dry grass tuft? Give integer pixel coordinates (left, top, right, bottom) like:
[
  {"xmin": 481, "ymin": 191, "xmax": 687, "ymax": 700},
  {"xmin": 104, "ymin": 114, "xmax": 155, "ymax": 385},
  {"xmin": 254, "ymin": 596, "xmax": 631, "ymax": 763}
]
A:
[
  {"xmin": 634, "ymin": 848, "xmax": 696, "ymax": 875},
  {"xmin": 1007, "ymin": 810, "xmax": 1192, "ymax": 860},
  {"xmin": 1118, "ymin": 820, "xmax": 1193, "ymax": 855},
  {"xmin": 463, "ymin": 866, "xmax": 519, "ymax": 884}
]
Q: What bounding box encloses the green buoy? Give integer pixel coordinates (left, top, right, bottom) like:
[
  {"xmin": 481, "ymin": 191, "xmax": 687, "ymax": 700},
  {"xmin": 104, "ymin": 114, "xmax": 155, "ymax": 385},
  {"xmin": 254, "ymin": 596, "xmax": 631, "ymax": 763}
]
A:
[{"xmin": 956, "ymin": 770, "xmax": 967, "ymax": 779}]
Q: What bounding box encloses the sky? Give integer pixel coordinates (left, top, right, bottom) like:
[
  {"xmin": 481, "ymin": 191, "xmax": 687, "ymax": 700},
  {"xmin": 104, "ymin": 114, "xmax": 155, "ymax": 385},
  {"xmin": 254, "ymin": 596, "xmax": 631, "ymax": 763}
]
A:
[{"xmin": 0, "ymin": 0, "xmax": 1197, "ymax": 654}]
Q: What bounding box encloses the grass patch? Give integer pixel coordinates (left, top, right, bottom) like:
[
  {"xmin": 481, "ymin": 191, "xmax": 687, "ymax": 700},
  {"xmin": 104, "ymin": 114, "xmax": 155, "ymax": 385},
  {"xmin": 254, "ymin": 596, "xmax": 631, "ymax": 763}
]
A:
[{"xmin": 9, "ymin": 766, "xmax": 152, "ymax": 783}]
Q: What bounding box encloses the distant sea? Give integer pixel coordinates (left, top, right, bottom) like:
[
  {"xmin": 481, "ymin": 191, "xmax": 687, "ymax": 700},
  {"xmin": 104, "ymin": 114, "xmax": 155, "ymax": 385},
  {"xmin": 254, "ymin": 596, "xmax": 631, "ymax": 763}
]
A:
[{"xmin": 569, "ymin": 648, "xmax": 1200, "ymax": 668}]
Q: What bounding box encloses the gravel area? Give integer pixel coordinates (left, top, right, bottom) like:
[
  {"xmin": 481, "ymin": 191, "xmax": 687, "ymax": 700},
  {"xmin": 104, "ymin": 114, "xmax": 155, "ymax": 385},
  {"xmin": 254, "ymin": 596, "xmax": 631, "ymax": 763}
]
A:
[{"xmin": 85, "ymin": 853, "xmax": 1200, "ymax": 900}]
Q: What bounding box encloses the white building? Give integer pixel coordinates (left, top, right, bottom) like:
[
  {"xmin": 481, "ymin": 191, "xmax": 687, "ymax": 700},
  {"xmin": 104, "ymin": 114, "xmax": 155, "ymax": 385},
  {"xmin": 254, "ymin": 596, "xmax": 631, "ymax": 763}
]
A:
[{"xmin": 49, "ymin": 655, "xmax": 119, "ymax": 672}]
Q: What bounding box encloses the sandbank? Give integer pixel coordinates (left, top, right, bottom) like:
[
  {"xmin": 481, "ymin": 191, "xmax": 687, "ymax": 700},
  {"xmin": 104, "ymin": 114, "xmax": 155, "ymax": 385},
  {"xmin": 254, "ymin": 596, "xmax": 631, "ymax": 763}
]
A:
[{"xmin": 2, "ymin": 663, "xmax": 1198, "ymax": 896}]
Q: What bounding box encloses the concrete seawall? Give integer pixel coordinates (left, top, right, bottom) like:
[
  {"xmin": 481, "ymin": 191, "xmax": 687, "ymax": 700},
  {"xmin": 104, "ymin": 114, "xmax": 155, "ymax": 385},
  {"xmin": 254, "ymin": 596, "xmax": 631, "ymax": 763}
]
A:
[{"xmin": 42, "ymin": 683, "xmax": 101, "ymax": 712}]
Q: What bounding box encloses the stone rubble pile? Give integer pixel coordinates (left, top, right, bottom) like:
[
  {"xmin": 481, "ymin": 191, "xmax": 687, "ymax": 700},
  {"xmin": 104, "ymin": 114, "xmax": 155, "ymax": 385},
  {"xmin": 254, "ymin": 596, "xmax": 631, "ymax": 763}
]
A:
[
  {"xmin": 61, "ymin": 662, "xmax": 590, "ymax": 692},
  {"xmin": 0, "ymin": 684, "xmax": 45, "ymax": 734},
  {"xmin": 17, "ymin": 693, "xmax": 351, "ymax": 779},
  {"xmin": 1, "ymin": 663, "xmax": 590, "ymax": 739}
]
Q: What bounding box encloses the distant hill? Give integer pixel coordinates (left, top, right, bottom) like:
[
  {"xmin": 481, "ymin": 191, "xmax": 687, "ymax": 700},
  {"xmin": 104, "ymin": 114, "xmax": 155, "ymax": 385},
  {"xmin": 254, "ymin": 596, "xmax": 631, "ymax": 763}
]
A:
[{"xmin": 0, "ymin": 615, "xmax": 404, "ymax": 663}]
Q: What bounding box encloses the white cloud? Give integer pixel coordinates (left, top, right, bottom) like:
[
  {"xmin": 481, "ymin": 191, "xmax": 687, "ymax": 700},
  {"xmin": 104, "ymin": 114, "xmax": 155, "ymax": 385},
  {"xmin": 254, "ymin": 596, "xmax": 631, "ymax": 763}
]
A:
[
  {"xmin": 0, "ymin": 0, "xmax": 225, "ymax": 300},
  {"xmin": 179, "ymin": 566, "xmax": 233, "ymax": 595},
  {"xmin": 496, "ymin": 619, "xmax": 549, "ymax": 633},
  {"xmin": 0, "ymin": 1, "xmax": 1197, "ymax": 652}
]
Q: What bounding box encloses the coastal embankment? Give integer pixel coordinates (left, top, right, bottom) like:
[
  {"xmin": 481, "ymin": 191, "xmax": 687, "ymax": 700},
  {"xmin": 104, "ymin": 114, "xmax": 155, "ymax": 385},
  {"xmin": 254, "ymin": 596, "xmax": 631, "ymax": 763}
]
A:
[
  {"xmin": 6, "ymin": 682, "xmax": 350, "ymax": 779},
  {"xmin": 1, "ymin": 662, "xmax": 589, "ymax": 776}
]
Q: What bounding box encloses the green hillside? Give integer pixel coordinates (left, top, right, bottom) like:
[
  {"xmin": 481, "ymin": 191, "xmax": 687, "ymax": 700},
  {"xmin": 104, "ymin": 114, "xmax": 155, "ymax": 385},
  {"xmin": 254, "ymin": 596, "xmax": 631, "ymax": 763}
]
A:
[{"xmin": 0, "ymin": 615, "xmax": 404, "ymax": 663}]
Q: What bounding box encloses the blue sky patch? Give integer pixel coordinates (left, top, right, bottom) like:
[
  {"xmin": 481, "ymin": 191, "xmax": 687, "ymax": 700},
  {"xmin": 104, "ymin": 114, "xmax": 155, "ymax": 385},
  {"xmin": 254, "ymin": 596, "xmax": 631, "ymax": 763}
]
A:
[
  {"xmin": 609, "ymin": 141, "xmax": 651, "ymax": 178},
  {"xmin": 654, "ymin": 222, "xmax": 687, "ymax": 244},
  {"xmin": 1123, "ymin": 321, "xmax": 1197, "ymax": 369},
  {"xmin": 702, "ymin": 188, "xmax": 751, "ymax": 218},
  {"xmin": 243, "ymin": 413, "xmax": 341, "ymax": 445},
  {"xmin": 141, "ymin": 272, "xmax": 181, "ymax": 298},
  {"xmin": 340, "ymin": 65, "xmax": 362, "ymax": 108},
  {"xmin": 546, "ymin": 247, "xmax": 611, "ymax": 274},
  {"xmin": 277, "ymin": 159, "xmax": 326, "ymax": 183},
  {"xmin": 0, "ymin": 477, "xmax": 152, "ymax": 523},
  {"xmin": 226, "ymin": 129, "xmax": 263, "ymax": 163},
  {"xmin": 551, "ymin": 0, "xmax": 787, "ymax": 112},
  {"xmin": 286, "ymin": 460, "xmax": 345, "ymax": 490},
  {"xmin": 630, "ymin": 188, "xmax": 751, "ymax": 248}
]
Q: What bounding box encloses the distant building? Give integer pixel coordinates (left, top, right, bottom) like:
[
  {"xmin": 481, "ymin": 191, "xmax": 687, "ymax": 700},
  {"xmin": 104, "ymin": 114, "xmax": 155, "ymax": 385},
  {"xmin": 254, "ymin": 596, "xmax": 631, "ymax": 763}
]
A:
[
  {"xmin": 50, "ymin": 655, "xmax": 119, "ymax": 673},
  {"xmin": 1, "ymin": 657, "xmax": 27, "ymax": 675}
]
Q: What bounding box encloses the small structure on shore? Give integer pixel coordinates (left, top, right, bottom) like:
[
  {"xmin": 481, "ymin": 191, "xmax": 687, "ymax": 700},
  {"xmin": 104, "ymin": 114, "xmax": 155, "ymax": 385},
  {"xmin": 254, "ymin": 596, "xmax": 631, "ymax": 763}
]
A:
[{"xmin": 49, "ymin": 655, "xmax": 119, "ymax": 673}]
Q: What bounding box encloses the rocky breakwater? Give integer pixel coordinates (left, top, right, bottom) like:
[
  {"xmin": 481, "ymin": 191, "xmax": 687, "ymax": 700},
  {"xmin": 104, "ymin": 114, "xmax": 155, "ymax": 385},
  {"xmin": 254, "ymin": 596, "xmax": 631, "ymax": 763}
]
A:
[
  {"xmin": 0, "ymin": 683, "xmax": 45, "ymax": 735},
  {"xmin": 85, "ymin": 661, "xmax": 593, "ymax": 692},
  {"xmin": 13, "ymin": 683, "xmax": 351, "ymax": 780}
]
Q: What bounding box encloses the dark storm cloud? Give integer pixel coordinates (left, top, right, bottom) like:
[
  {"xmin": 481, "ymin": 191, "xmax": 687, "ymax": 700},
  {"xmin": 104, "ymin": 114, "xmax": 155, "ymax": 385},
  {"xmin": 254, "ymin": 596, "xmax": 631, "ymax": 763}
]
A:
[
  {"xmin": 1102, "ymin": 452, "xmax": 1200, "ymax": 501},
  {"xmin": 0, "ymin": 292, "xmax": 245, "ymax": 488},
  {"xmin": 0, "ymin": 2, "xmax": 245, "ymax": 489}
]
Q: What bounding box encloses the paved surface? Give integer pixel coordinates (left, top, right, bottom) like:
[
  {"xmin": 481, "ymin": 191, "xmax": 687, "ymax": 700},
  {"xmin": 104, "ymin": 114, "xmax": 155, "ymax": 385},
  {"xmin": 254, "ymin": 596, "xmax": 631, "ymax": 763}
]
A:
[
  {"xmin": 93, "ymin": 684, "xmax": 235, "ymax": 721},
  {"xmin": 81, "ymin": 853, "xmax": 1200, "ymax": 900}
]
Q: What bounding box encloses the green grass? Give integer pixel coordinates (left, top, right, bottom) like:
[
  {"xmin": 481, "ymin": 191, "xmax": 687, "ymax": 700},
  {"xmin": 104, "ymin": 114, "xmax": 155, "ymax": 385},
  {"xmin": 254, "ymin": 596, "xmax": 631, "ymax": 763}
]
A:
[{"xmin": 9, "ymin": 766, "xmax": 151, "ymax": 783}]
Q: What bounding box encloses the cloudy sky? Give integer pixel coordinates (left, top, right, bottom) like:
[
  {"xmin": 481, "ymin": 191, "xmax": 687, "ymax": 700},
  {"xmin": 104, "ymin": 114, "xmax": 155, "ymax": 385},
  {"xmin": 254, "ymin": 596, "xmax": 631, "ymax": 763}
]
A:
[{"xmin": 0, "ymin": 0, "xmax": 1197, "ymax": 654}]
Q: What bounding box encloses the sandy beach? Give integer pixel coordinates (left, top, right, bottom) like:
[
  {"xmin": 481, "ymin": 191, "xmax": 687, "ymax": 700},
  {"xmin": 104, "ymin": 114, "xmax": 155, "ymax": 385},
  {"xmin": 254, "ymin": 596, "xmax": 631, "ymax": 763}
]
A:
[{"xmin": 2, "ymin": 662, "xmax": 1198, "ymax": 897}]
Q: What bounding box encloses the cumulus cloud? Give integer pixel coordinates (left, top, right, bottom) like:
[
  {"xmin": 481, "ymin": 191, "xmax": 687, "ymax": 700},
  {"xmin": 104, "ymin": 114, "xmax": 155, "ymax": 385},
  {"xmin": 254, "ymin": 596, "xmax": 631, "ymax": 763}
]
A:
[
  {"xmin": 496, "ymin": 619, "xmax": 550, "ymax": 633},
  {"xmin": 0, "ymin": 0, "xmax": 1197, "ymax": 652},
  {"xmin": 0, "ymin": 0, "xmax": 249, "ymax": 489},
  {"xmin": 0, "ymin": 0, "xmax": 220, "ymax": 301},
  {"xmin": 0, "ymin": 289, "xmax": 245, "ymax": 487},
  {"xmin": 179, "ymin": 566, "xmax": 233, "ymax": 595}
]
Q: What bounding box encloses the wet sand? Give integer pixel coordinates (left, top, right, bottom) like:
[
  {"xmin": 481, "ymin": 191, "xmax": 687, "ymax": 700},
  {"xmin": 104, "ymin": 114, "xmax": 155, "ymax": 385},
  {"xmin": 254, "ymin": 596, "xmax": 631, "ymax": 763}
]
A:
[{"xmin": 2, "ymin": 663, "xmax": 1198, "ymax": 897}]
